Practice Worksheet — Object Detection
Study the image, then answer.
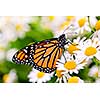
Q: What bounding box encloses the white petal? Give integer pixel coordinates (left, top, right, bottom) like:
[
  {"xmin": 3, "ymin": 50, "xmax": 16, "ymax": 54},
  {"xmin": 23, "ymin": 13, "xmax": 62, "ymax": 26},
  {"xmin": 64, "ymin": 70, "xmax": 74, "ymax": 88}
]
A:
[{"xmin": 95, "ymin": 51, "xmax": 100, "ymax": 60}]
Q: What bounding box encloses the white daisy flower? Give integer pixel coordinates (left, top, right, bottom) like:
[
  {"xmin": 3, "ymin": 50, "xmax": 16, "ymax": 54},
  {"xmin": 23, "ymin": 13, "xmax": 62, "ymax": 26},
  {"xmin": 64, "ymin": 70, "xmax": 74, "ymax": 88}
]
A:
[
  {"xmin": 67, "ymin": 37, "xmax": 93, "ymax": 66},
  {"xmin": 75, "ymin": 38, "xmax": 100, "ymax": 61},
  {"xmin": 41, "ymin": 16, "xmax": 65, "ymax": 33},
  {"xmin": 0, "ymin": 16, "xmax": 32, "ymax": 41},
  {"xmin": 89, "ymin": 17, "xmax": 100, "ymax": 31},
  {"xmin": 67, "ymin": 76, "xmax": 84, "ymax": 83},
  {"xmin": 55, "ymin": 69, "xmax": 84, "ymax": 83},
  {"xmin": 56, "ymin": 51, "xmax": 86, "ymax": 74},
  {"xmin": 59, "ymin": 16, "xmax": 75, "ymax": 31},
  {"xmin": 58, "ymin": 16, "xmax": 91, "ymax": 36},
  {"xmin": 73, "ymin": 37, "xmax": 86, "ymax": 46},
  {"xmin": 55, "ymin": 70, "xmax": 68, "ymax": 83},
  {"xmin": 0, "ymin": 16, "xmax": 17, "ymax": 41},
  {"xmin": 57, "ymin": 17, "xmax": 90, "ymax": 39},
  {"xmin": 95, "ymin": 20, "xmax": 100, "ymax": 31},
  {"xmin": 88, "ymin": 66, "xmax": 100, "ymax": 77},
  {"xmin": 11, "ymin": 16, "xmax": 32, "ymax": 38},
  {"xmin": 89, "ymin": 16, "xmax": 97, "ymax": 27},
  {"xmin": 72, "ymin": 16, "xmax": 91, "ymax": 34},
  {"xmin": 65, "ymin": 37, "xmax": 86, "ymax": 54},
  {"xmin": 3, "ymin": 69, "xmax": 18, "ymax": 83},
  {"xmin": 28, "ymin": 68, "xmax": 54, "ymax": 83}
]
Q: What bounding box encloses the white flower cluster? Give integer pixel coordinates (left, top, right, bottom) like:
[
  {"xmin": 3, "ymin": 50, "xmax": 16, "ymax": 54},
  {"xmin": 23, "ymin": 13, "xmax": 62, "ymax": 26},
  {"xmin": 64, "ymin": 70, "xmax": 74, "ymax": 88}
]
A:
[
  {"xmin": 28, "ymin": 16, "xmax": 100, "ymax": 83},
  {"xmin": 0, "ymin": 16, "xmax": 33, "ymax": 61},
  {"xmin": 0, "ymin": 17, "xmax": 33, "ymax": 83}
]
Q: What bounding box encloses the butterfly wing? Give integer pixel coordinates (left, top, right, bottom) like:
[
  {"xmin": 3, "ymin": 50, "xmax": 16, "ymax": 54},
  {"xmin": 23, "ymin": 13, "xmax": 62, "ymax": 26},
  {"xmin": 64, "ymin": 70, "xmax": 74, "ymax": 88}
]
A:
[
  {"xmin": 12, "ymin": 44, "xmax": 35, "ymax": 66},
  {"xmin": 12, "ymin": 39, "xmax": 63, "ymax": 73},
  {"xmin": 31, "ymin": 39, "xmax": 63, "ymax": 73}
]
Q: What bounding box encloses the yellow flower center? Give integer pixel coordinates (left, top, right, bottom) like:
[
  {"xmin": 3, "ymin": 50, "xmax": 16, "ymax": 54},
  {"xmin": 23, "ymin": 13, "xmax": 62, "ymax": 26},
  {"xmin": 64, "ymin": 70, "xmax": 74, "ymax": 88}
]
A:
[
  {"xmin": 95, "ymin": 20, "xmax": 100, "ymax": 30},
  {"xmin": 66, "ymin": 16, "xmax": 75, "ymax": 21},
  {"xmin": 67, "ymin": 44, "xmax": 79, "ymax": 54},
  {"xmin": 15, "ymin": 24, "xmax": 23, "ymax": 31},
  {"xmin": 3, "ymin": 74, "xmax": 9, "ymax": 83},
  {"xmin": 78, "ymin": 18, "xmax": 86, "ymax": 27},
  {"xmin": 68, "ymin": 76, "xmax": 79, "ymax": 83},
  {"xmin": 56, "ymin": 70, "xmax": 64, "ymax": 78},
  {"xmin": 60, "ymin": 21, "xmax": 70, "ymax": 30},
  {"xmin": 84, "ymin": 46, "xmax": 97, "ymax": 56},
  {"xmin": 48, "ymin": 16, "xmax": 55, "ymax": 21},
  {"xmin": 64, "ymin": 61, "xmax": 77, "ymax": 70},
  {"xmin": 37, "ymin": 72, "xmax": 45, "ymax": 78}
]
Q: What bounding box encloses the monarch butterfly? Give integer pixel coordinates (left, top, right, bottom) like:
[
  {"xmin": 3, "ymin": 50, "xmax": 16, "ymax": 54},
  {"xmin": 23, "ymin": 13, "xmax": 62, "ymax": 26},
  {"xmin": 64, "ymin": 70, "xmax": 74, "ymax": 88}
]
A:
[{"xmin": 12, "ymin": 34, "xmax": 69, "ymax": 73}]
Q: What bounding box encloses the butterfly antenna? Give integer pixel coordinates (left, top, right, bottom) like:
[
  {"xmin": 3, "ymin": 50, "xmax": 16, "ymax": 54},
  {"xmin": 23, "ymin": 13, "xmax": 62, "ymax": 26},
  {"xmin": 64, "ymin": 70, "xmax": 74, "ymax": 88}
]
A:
[{"xmin": 62, "ymin": 24, "xmax": 73, "ymax": 34}]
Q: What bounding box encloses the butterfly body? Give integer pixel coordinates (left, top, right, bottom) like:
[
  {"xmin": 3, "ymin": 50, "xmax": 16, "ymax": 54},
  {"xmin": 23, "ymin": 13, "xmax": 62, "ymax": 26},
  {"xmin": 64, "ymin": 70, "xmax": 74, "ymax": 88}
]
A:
[{"xmin": 12, "ymin": 34, "xmax": 67, "ymax": 73}]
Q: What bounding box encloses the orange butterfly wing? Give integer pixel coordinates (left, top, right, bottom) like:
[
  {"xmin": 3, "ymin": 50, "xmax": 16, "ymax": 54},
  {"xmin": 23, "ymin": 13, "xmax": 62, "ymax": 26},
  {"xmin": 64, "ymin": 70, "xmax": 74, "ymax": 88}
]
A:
[
  {"xmin": 12, "ymin": 44, "xmax": 35, "ymax": 65},
  {"xmin": 32, "ymin": 40, "xmax": 63, "ymax": 73},
  {"xmin": 12, "ymin": 34, "xmax": 66, "ymax": 73}
]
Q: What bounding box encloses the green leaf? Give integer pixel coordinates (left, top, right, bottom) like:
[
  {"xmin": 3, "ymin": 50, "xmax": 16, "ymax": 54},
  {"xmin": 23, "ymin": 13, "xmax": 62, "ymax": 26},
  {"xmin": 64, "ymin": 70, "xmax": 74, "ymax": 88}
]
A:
[
  {"xmin": 0, "ymin": 61, "xmax": 32, "ymax": 83},
  {"xmin": 47, "ymin": 76, "xmax": 57, "ymax": 83},
  {"xmin": 9, "ymin": 37, "xmax": 35, "ymax": 49},
  {"xmin": 25, "ymin": 30, "xmax": 54, "ymax": 42},
  {"xmin": 92, "ymin": 57, "xmax": 100, "ymax": 66}
]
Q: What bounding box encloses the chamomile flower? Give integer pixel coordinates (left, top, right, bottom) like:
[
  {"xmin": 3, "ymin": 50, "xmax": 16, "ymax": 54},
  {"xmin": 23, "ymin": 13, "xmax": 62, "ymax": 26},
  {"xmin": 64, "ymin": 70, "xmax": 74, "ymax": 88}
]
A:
[
  {"xmin": 10, "ymin": 16, "xmax": 32, "ymax": 38},
  {"xmin": 89, "ymin": 17, "xmax": 100, "ymax": 31},
  {"xmin": 0, "ymin": 16, "xmax": 32, "ymax": 41},
  {"xmin": 58, "ymin": 17, "xmax": 91, "ymax": 38},
  {"xmin": 72, "ymin": 16, "xmax": 91, "ymax": 34},
  {"xmin": 67, "ymin": 76, "xmax": 84, "ymax": 83},
  {"xmin": 28, "ymin": 68, "xmax": 54, "ymax": 83},
  {"xmin": 41, "ymin": 16, "xmax": 65, "ymax": 33},
  {"xmin": 65, "ymin": 37, "xmax": 86, "ymax": 54},
  {"xmin": 55, "ymin": 70, "xmax": 68, "ymax": 83},
  {"xmin": 59, "ymin": 16, "xmax": 75, "ymax": 30},
  {"xmin": 88, "ymin": 66, "xmax": 100, "ymax": 78},
  {"xmin": 95, "ymin": 20, "xmax": 100, "ymax": 31},
  {"xmin": 0, "ymin": 16, "xmax": 17, "ymax": 41},
  {"xmin": 56, "ymin": 51, "xmax": 86, "ymax": 74},
  {"xmin": 89, "ymin": 16, "xmax": 97, "ymax": 28},
  {"xmin": 75, "ymin": 38, "xmax": 100, "ymax": 61},
  {"xmin": 3, "ymin": 69, "xmax": 18, "ymax": 83},
  {"xmin": 89, "ymin": 16, "xmax": 100, "ymax": 32}
]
